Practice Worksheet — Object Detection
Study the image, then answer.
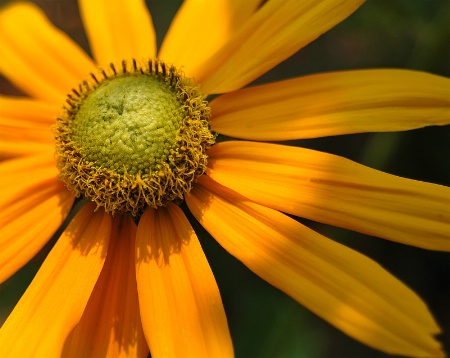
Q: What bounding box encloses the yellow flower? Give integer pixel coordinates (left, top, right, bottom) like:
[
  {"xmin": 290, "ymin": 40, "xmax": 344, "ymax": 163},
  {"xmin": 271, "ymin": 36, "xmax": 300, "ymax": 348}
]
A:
[{"xmin": 0, "ymin": 0, "xmax": 449, "ymax": 357}]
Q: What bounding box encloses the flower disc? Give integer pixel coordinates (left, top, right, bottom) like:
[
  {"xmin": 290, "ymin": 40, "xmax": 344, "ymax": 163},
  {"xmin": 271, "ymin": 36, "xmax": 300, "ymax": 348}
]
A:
[{"xmin": 54, "ymin": 59, "xmax": 215, "ymax": 216}]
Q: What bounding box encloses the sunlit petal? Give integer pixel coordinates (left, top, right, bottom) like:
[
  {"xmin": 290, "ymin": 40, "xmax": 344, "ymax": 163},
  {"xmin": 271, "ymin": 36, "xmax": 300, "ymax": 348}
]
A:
[
  {"xmin": 0, "ymin": 203, "xmax": 112, "ymax": 356},
  {"xmin": 0, "ymin": 151, "xmax": 59, "ymax": 210},
  {"xmin": 0, "ymin": 96, "xmax": 57, "ymax": 123},
  {"xmin": 206, "ymin": 141, "xmax": 450, "ymax": 251},
  {"xmin": 159, "ymin": 0, "xmax": 262, "ymax": 78},
  {"xmin": 0, "ymin": 3, "xmax": 96, "ymax": 104},
  {"xmin": 136, "ymin": 205, "xmax": 233, "ymax": 358},
  {"xmin": 198, "ymin": 0, "xmax": 364, "ymax": 93},
  {"xmin": 210, "ymin": 69, "xmax": 450, "ymax": 140},
  {"xmin": 186, "ymin": 176, "xmax": 444, "ymax": 357},
  {"xmin": 0, "ymin": 179, "xmax": 74, "ymax": 283},
  {"xmin": 0, "ymin": 96, "xmax": 56, "ymax": 158},
  {"xmin": 79, "ymin": 0, "xmax": 156, "ymax": 67}
]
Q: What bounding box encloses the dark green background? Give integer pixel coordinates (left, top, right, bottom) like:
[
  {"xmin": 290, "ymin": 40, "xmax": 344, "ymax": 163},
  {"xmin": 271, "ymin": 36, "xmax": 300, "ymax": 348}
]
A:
[{"xmin": 1, "ymin": 0, "xmax": 449, "ymax": 357}]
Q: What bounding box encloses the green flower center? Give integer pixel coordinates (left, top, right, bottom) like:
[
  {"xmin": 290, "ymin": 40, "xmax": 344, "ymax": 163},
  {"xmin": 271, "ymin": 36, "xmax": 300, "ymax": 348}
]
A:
[
  {"xmin": 72, "ymin": 75, "xmax": 184, "ymax": 176},
  {"xmin": 54, "ymin": 59, "xmax": 215, "ymax": 216}
]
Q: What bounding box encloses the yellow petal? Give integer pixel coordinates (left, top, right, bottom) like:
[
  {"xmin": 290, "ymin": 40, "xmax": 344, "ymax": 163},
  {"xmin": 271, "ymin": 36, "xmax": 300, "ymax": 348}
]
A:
[
  {"xmin": 197, "ymin": 0, "xmax": 364, "ymax": 94},
  {"xmin": 0, "ymin": 96, "xmax": 57, "ymax": 123},
  {"xmin": 0, "ymin": 150, "xmax": 58, "ymax": 202},
  {"xmin": 0, "ymin": 96, "xmax": 56, "ymax": 158},
  {"xmin": 0, "ymin": 3, "xmax": 96, "ymax": 104},
  {"xmin": 0, "ymin": 137, "xmax": 53, "ymax": 160},
  {"xmin": 63, "ymin": 216, "xmax": 148, "ymax": 357},
  {"xmin": 136, "ymin": 205, "xmax": 233, "ymax": 358},
  {"xmin": 211, "ymin": 69, "xmax": 450, "ymax": 140},
  {"xmin": 186, "ymin": 176, "xmax": 444, "ymax": 357},
  {"xmin": 206, "ymin": 141, "xmax": 450, "ymax": 251},
  {"xmin": 79, "ymin": 0, "xmax": 156, "ymax": 67},
  {"xmin": 0, "ymin": 179, "xmax": 74, "ymax": 283},
  {"xmin": 159, "ymin": 0, "xmax": 262, "ymax": 78},
  {"xmin": 0, "ymin": 203, "xmax": 112, "ymax": 356}
]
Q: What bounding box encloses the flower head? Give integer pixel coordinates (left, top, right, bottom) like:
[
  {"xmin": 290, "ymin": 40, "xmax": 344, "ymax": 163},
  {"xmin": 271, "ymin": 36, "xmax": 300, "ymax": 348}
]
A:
[{"xmin": 1, "ymin": 0, "xmax": 449, "ymax": 357}]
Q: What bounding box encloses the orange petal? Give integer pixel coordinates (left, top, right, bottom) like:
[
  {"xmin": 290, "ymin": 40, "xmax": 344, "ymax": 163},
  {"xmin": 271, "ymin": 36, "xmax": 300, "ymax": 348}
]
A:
[
  {"xmin": 0, "ymin": 96, "xmax": 57, "ymax": 124},
  {"xmin": 206, "ymin": 141, "xmax": 450, "ymax": 251},
  {"xmin": 79, "ymin": 0, "xmax": 156, "ymax": 67},
  {"xmin": 62, "ymin": 215, "xmax": 148, "ymax": 357},
  {"xmin": 0, "ymin": 203, "xmax": 112, "ymax": 356},
  {"xmin": 159, "ymin": 0, "xmax": 262, "ymax": 78},
  {"xmin": 0, "ymin": 3, "xmax": 96, "ymax": 104},
  {"xmin": 197, "ymin": 0, "xmax": 364, "ymax": 94},
  {"xmin": 0, "ymin": 96, "xmax": 56, "ymax": 159},
  {"xmin": 0, "ymin": 150, "xmax": 58, "ymax": 204},
  {"xmin": 136, "ymin": 205, "xmax": 233, "ymax": 358},
  {"xmin": 0, "ymin": 179, "xmax": 74, "ymax": 283},
  {"xmin": 210, "ymin": 69, "xmax": 450, "ymax": 140},
  {"xmin": 186, "ymin": 176, "xmax": 444, "ymax": 357}
]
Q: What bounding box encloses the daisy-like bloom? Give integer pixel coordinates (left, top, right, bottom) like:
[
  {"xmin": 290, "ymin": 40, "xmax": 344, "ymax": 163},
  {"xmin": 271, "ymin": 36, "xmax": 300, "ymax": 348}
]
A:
[{"xmin": 1, "ymin": 0, "xmax": 449, "ymax": 357}]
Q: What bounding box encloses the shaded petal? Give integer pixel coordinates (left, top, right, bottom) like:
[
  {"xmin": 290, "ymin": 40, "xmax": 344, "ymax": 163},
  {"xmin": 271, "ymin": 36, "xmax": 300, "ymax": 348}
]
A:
[
  {"xmin": 79, "ymin": 0, "xmax": 156, "ymax": 67},
  {"xmin": 136, "ymin": 204, "xmax": 233, "ymax": 358},
  {"xmin": 197, "ymin": 0, "xmax": 364, "ymax": 94},
  {"xmin": 0, "ymin": 3, "xmax": 96, "ymax": 104},
  {"xmin": 206, "ymin": 141, "xmax": 450, "ymax": 251},
  {"xmin": 0, "ymin": 96, "xmax": 56, "ymax": 159},
  {"xmin": 211, "ymin": 69, "xmax": 450, "ymax": 140},
  {"xmin": 186, "ymin": 176, "xmax": 444, "ymax": 357},
  {"xmin": 0, "ymin": 178, "xmax": 74, "ymax": 283},
  {"xmin": 0, "ymin": 203, "xmax": 112, "ymax": 356},
  {"xmin": 159, "ymin": 0, "xmax": 262, "ymax": 78},
  {"xmin": 63, "ymin": 216, "xmax": 148, "ymax": 357}
]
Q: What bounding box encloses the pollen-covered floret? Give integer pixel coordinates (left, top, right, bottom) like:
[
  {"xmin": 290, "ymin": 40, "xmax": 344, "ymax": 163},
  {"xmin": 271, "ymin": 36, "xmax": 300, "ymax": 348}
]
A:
[{"xmin": 54, "ymin": 59, "xmax": 215, "ymax": 216}]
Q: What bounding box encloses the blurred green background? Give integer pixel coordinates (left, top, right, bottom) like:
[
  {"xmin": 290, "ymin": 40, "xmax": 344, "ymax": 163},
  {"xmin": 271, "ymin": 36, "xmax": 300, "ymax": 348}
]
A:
[{"xmin": 1, "ymin": 0, "xmax": 449, "ymax": 357}]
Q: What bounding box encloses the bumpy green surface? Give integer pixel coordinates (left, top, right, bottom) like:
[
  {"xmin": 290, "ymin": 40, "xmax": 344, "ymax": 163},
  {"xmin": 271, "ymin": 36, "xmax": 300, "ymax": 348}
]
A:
[{"xmin": 70, "ymin": 75, "xmax": 184, "ymax": 175}]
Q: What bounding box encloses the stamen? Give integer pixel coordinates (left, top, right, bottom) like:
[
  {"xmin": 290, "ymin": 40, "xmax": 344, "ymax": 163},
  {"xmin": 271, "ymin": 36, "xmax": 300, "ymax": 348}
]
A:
[
  {"xmin": 67, "ymin": 94, "xmax": 76, "ymax": 102},
  {"xmin": 65, "ymin": 98, "xmax": 75, "ymax": 108},
  {"xmin": 90, "ymin": 73, "xmax": 99, "ymax": 84},
  {"xmin": 82, "ymin": 80, "xmax": 90, "ymax": 91},
  {"xmin": 148, "ymin": 59, "xmax": 153, "ymax": 74},
  {"xmin": 110, "ymin": 63, "xmax": 117, "ymax": 76},
  {"xmin": 72, "ymin": 88, "xmax": 80, "ymax": 97}
]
